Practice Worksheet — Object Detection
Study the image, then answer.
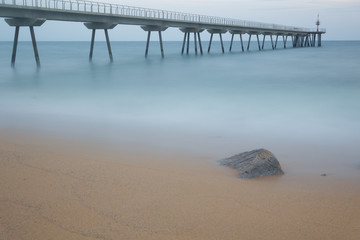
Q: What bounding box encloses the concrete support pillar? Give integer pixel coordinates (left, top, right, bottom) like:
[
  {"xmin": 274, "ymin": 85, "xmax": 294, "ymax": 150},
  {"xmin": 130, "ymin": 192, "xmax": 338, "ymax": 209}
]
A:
[
  {"xmin": 181, "ymin": 32, "xmax": 187, "ymax": 54},
  {"xmin": 270, "ymin": 35, "xmax": 274, "ymax": 50},
  {"xmin": 141, "ymin": 25, "xmax": 168, "ymax": 57},
  {"xmin": 89, "ymin": 29, "xmax": 96, "ymax": 60},
  {"xmin": 158, "ymin": 31, "xmax": 164, "ymax": 57},
  {"xmin": 208, "ymin": 33, "xmax": 213, "ymax": 53},
  {"xmin": 197, "ymin": 32, "xmax": 203, "ymax": 54},
  {"xmin": 274, "ymin": 35, "xmax": 278, "ymax": 49},
  {"xmin": 207, "ymin": 29, "xmax": 227, "ymax": 53},
  {"xmin": 305, "ymin": 35, "xmax": 310, "ymax": 47},
  {"xmin": 194, "ymin": 32, "xmax": 198, "ymax": 55},
  {"xmin": 256, "ymin": 34, "xmax": 261, "ymax": 51},
  {"xmin": 247, "ymin": 34, "xmax": 251, "ymax": 51},
  {"xmin": 219, "ymin": 33, "xmax": 224, "ymax": 53},
  {"xmin": 11, "ymin": 26, "xmax": 19, "ymax": 67},
  {"xmin": 240, "ymin": 34, "xmax": 244, "ymax": 52},
  {"xmin": 293, "ymin": 36, "xmax": 302, "ymax": 48},
  {"xmin": 84, "ymin": 22, "xmax": 117, "ymax": 61},
  {"xmin": 5, "ymin": 18, "xmax": 45, "ymax": 67},
  {"xmin": 318, "ymin": 33, "xmax": 321, "ymax": 47},
  {"xmin": 187, "ymin": 32, "xmax": 190, "ymax": 54},
  {"xmin": 229, "ymin": 33, "xmax": 234, "ymax": 52},
  {"xmin": 295, "ymin": 36, "xmax": 300, "ymax": 47},
  {"xmin": 282, "ymin": 35, "xmax": 287, "ymax": 48},
  {"xmin": 104, "ymin": 29, "xmax": 113, "ymax": 61},
  {"xmin": 262, "ymin": 35, "xmax": 266, "ymax": 50},
  {"xmin": 29, "ymin": 26, "xmax": 40, "ymax": 66},
  {"xmin": 145, "ymin": 31, "xmax": 151, "ymax": 57},
  {"xmin": 301, "ymin": 36, "xmax": 305, "ymax": 47}
]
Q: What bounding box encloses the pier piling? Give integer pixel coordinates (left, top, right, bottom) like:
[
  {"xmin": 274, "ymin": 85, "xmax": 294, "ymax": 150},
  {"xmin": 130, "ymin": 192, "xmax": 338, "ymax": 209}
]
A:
[
  {"xmin": 208, "ymin": 33, "xmax": 213, "ymax": 53},
  {"xmin": 194, "ymin": 32, "xmax": 198, "ymax": 55},
  {"xmin": 313, "ymin": 34, "xmax": 316, "ymax": 47},
  {"xmin": 247, "ymin": 34, "xmax": 252, "ymax": 51},
  {"xmin": 89, "ymin": 29, "xmax": 95, "ymax": 60},
  {"xmin": 275, "ymin": 35, "xmax": 279, "ymax": 49},
  {"xmin": 11, "ymin": 26, "xmax": 19, "ymax": 67},
  {"xmin": 256, "ymin": 34, "xmax": 261, "ymax": 51},
  {"xmin": 219, "ymin": 34, "xmax": 225, "ymax": 53},
  {"xmin": 181, "ymin": 32, "xmax": 187, "ymax": 54},
  {"xmin": 197, "ymin": 32, "xmax": 203, "ymax": 54},
  {"xmin": 104, "ymin": 29, "xmax": 113, "ymax": 61},
  {"xmin": 187, "ymin": 32, "xmax": 190, "ymax": 54},
  {"xmin": 240, "ymin": 34, "xmax": 244, "ymax": 52},
  {"xmin": 262, "ymin": 35, "xmax": 266, "ymax": 50},
  {"xmin": 159, "ymin": 31, "xmax": 164, "ymax": 57},
  {"xmin": 29, "ymin": 26, "xmax": 40, "ymax": 66},
  {"xmin": 229, "ymin": 33, "xmax": 234, "ymax": 52},
  {"xmin": 145, "ymin": 31, "xmax": 151, "ymax": 57}
]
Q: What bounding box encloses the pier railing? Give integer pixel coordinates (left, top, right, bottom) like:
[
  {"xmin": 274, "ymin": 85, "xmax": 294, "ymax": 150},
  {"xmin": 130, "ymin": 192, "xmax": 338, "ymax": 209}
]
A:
[{"xmin": 1, "ymin": 0, "xmax": 325, "ymax": 33}]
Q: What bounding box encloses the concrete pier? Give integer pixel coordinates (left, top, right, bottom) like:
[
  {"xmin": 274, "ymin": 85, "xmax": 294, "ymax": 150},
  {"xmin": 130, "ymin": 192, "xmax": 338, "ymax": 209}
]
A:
[{"xmin": 0, "ymin": 0, "xmax": 326, "ymax": 65}]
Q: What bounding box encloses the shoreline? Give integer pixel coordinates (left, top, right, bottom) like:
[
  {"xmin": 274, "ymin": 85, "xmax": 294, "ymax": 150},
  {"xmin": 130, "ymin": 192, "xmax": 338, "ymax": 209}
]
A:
[{"xmin": 1, "ymin": 129, "xmax": 359, "ymax": 239}]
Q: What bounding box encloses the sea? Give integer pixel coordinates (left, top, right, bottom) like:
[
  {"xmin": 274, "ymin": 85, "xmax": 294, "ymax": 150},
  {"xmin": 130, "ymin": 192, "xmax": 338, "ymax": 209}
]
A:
[{"xmin": 1, "ymin": 40, "xmax": 360, "ymax": 176}]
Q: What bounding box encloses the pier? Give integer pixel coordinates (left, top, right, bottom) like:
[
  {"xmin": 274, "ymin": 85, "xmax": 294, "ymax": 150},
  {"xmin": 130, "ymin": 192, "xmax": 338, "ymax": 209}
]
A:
[{"xmin": 0, "ymin": 0, "xmax": 326, "ymax": 66}]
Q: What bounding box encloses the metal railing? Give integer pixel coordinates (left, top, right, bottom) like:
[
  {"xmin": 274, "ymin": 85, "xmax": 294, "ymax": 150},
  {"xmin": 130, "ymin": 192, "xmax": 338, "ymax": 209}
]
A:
[{"xmin": 1, "ymin": 0, "xmax": 323, "ymax": 33}]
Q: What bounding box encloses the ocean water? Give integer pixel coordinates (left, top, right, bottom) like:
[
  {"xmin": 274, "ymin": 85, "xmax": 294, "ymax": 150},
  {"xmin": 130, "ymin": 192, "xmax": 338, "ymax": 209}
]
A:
[{"xmin": 1, "ymin": 40, "xmax": 360, "ymax": 176}]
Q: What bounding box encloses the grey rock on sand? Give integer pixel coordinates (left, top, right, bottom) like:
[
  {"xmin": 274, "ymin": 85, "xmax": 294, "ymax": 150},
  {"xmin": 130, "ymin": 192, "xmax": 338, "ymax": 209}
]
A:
[{"xmin": 219, "ymin": 149, "xmax": 284, "ymax": 178}]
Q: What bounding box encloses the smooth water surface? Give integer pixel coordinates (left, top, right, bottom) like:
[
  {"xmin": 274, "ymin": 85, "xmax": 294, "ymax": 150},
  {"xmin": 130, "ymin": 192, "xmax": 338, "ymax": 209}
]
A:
[{"xmin": 1, "ymin": 40, "xmax": 360, "ymax": 176}]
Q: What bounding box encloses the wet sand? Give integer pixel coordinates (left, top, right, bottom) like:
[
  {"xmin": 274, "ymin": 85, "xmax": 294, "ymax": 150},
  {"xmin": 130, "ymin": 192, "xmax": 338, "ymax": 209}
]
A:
[{"xmin": 0, "ymin": 130, "xmax": 359, "ymax": 240}]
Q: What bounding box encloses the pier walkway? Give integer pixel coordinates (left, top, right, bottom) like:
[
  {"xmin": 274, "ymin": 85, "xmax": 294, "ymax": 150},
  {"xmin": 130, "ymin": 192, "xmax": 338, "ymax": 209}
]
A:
[{"xmin": 0, "ymin": 0, "xmax": 326, "ymax": 66}]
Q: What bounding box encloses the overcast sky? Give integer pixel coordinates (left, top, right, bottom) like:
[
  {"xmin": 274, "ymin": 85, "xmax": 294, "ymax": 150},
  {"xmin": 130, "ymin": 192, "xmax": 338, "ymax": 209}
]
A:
[{"xmin": 0, "ymin": 0, "xmax": 359, "ymax": 41}]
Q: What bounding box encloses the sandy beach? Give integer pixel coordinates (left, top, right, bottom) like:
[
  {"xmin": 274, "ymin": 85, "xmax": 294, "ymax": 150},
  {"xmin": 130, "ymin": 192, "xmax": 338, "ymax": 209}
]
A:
[{"xmin": 0, "ymin": 129, "xmax": 359, "ymax": 240}]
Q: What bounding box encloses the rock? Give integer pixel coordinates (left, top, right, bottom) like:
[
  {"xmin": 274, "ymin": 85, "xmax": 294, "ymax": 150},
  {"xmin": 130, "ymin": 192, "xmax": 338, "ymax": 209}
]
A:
[
  {"xmin": 219, "ymin": 149, "xmax": 284, "ymax": 179},
  {"xmin": 321, "ymin": 173, "xmax": 327, "ymax": 176}
]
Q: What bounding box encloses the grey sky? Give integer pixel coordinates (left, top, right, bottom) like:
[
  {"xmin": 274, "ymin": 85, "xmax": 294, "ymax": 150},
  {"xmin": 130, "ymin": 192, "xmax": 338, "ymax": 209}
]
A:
[{"xmin": 0, "ymin": 0, "xmax": 359, "ymax": 41}]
